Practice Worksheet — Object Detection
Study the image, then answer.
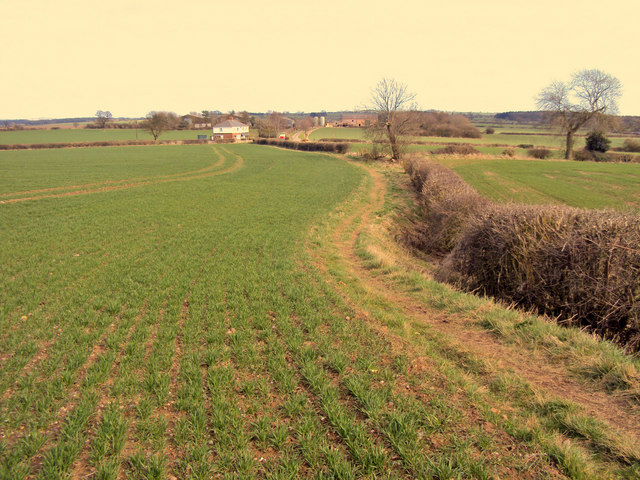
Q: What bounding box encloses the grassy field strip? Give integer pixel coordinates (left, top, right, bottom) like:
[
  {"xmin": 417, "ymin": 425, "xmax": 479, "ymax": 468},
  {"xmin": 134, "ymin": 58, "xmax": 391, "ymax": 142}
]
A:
[
  {"xmin": 292, "ymin": 266, "xmax": 501, "ymax": 478},
  {"xmin": 0, "ymin": 148, "xmax": 226, "ymax": 201},
  {"xmin": 307, "ymin": 158, "xmax": 640, "ymax": 478},
  {"xmin": 304, "ymin": 172, "xmax": 563, "ymax": 478}
]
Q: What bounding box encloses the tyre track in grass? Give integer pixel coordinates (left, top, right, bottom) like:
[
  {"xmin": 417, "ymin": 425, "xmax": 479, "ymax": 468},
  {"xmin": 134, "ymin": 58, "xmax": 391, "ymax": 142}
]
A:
[
  {"xmin": 0, "ymin": 145, "xmax": 244, "ymax": 205},
  {"xmin": 0, "ymin": 146, "xmax": 226, "ymax": 201},
  {"xmin": 309, "ymin": 158, "xmax": 640, "ymax": 471}
]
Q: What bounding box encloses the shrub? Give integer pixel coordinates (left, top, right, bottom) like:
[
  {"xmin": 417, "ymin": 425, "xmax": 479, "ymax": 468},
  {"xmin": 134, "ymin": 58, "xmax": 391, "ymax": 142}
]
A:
[
  {"xmin": 622, "ymin": 139, "xmax": 640, "ymax": 153},
  {"xmin": 485, "ymin": 127, "xmax": 495, "ymax": 134},
  {"xmin": 576, "ymin": 149, "xmax": 636, "ymax": 163},
  {"xmin": 415, "ymin": 112, "xmax": 482, "ymax": 138},
  {"xmin": 403, "ymin": 156, "xmax": 489, "ymax": 253},
  {"xmin": 440, "ymin": 205, "xmax": 640, "ymax": 350},
  {"xmin": 527, "ymin": 148, "xmax": 552, "ymax": 159},
  {"xmin": 502, "ymin": 148, "xmax": 516, "ymax": 157},
  {"xmin": 607, "ymin": 152, "xmax": 636, "ymax": 163},
  {"xmin": 585, "ymin": 131, "xmax": 611, "ymax": 153},
  {"xmin": 360, "ymin": 143, "xmax": 386, "ymax": 161},
  {"xmin": 433, "ymin": 145, "xmax": 481, "ymax": 156},
  {"xmin": 574, "ymin": 149, "xmax": 594, "ymax": 162},
  {"xmin": 518, "ymin": 144, "xmax": 534, "ymax": 149}
]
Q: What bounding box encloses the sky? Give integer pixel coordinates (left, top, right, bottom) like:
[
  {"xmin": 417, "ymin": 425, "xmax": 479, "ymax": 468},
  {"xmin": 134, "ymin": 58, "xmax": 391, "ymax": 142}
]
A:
[{"xmin": 2, "ymin": 0, "xmax": 639, "ymax": 119}]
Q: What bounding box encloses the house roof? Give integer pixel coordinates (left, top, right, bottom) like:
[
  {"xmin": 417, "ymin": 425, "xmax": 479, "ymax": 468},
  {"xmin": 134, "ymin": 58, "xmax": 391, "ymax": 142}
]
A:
[{"xmin": 213, "ymin": 119, "xmax": 248, "ymax": 128}]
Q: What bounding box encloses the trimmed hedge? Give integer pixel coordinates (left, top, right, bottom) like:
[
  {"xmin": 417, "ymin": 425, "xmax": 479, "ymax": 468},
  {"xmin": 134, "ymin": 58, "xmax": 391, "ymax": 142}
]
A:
[
  {"xmin": 316, "ymin": 138, "xmax": 366, "ymax": 143},
  {"xmin": 403, "ymin": 156, "xmax": 489, "ymax": 253},
  {"xmin": 575, "ymin": 149, "xmax": 637, "ymax": 163},
  {"xmin": 527, "ymin": 148, "xmax": 552, "ymax": 159},
  {"xmin": 432, "ymin": 145, "xmax": 481, "ymax": 156},
  {"xmin": 254, "ymin": 138, "xmax": 349, "ymax": 154},
  {"xmin": 442, "ymin": 206, "xmax": 640, "ymax": 350},
  {"xmin": 405, "ymin": 155, "xmax": 640, "ymax": 351}
]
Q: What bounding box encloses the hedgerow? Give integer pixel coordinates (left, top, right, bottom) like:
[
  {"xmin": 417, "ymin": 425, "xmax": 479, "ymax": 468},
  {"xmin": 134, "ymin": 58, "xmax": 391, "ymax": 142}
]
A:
[
  {"xmin": 254, "ymin": 138, "xmax": 349, "ymax": 154},
  {"xmin": 404, "ymin": 155, "xmax": 640, "ymax": 351}
]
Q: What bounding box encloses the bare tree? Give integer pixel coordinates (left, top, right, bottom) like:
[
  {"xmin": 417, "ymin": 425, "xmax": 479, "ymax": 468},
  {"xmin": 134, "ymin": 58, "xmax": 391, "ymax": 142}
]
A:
[
  {"xmin": 95, "ymin": 110, "xmax": 113, "ymax": 128},
  {"xmin": 237, "ymin": 111, "xmax": 252, "ymax": 127},
  {"xmin": 536, "ymin": 69, "xmax": 622, "ymax": 160},
  {"xmin": 142, "ymin": 111, "xmax": 179, "ymax": 141},
  {"xmin": 367, "ymin": 78, "xmax": 417, "ymax": 161},
  {"xmin": 257, "ymin": 112, "xmax": 284, "ymax": 138},
  {"xmin": 296, "ymin": 117, "xmax": 314, "ymax": 139}
]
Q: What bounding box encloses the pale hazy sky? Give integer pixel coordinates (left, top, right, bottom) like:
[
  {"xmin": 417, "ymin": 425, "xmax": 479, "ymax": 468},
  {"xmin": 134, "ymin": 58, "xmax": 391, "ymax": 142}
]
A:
[{"xmin": 2, "ymin": 0, "xmax": 639, "ymax": 119}]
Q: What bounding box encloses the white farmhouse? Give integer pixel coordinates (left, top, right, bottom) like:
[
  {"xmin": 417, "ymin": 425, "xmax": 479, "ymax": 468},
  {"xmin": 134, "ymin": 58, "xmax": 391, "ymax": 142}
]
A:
[{"xmin": 212, "ymin": 118, "xmax": 249, "ymax": 142}]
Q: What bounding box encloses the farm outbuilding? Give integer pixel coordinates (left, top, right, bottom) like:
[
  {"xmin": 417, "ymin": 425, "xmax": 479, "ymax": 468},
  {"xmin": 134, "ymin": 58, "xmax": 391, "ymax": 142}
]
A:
[
  {"xmin": 212, "ymin": 118, "xmax": 249, "ymax": 141},
  {"xmin": 339, "ymin": 113, "xmax": 378, "ymax": 127}
]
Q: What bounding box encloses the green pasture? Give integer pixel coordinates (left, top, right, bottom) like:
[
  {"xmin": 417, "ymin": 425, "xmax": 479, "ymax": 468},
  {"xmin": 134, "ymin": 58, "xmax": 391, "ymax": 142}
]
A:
[
  {"xmin": 435, "ymin": 156, "xmax": 640, "ymax": 211},
  {"xmin": 0, "ymin": 128, "xmax": 204, "ymax": 144},
  {"xmin": 309, "ymin": 127, "xmax": 366, "ymax": 141}
]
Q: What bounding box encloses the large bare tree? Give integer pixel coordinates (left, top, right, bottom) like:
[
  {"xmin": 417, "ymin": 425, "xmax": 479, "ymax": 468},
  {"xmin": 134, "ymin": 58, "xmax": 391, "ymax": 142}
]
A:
[
  {"xmin": 95, "ymin": 110, "xmax": 112, "ymax": 128},
  {"xmin": 368, "ymin": 78, "xmax": 417, "ymax": 161},
  {"xmin": 296, "ymin": 117, "xmax": 314, "ymax": 140},
  {"xmin": 536, "ymin": 69, "xmax": 622, "ymax": 159},
  {"xmin": 142, "ymin": 111, "xmax": 179, "ymax": 141},
  {"xmin": 257, "ymin": 112, "xmax": 285, "ymax": 138}
]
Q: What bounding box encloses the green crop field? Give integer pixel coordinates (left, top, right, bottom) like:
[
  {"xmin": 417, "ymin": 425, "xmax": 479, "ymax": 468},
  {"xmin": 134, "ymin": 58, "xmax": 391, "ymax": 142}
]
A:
[
  {"xmin": 435, "ymin": 156, "xmax": 640, "ymax": 211},
  {"xmin": 1, "ymin": 144, "xmax": 386, "ymax": 478},
  {"xmin": 0, "ymin": 129, "xmax": 204, "ymax": 145},
  {"xmin": 309, "ymin": 127, "xmax": 366, "ymax": 141},
  {"xmin": 1, "ymin": 143, "xmax": 638, "ymax": 479}
]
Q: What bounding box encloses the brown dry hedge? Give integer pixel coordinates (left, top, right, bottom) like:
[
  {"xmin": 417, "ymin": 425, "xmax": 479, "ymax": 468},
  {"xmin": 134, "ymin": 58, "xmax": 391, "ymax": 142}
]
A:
[
  {"xmin": 405, "ymin": 155, "xmax": 640, "ymax": 351},
  {"xmin": 403, "ymin": 156, "xmax": 489, "ymax": 253},
  {"xmin": 441, "ymin": 206, "xmax": 640, "ymax": 350},
  {"xmin": 432, "ymin": 145, "xmax": 481, "ymax": 156}
]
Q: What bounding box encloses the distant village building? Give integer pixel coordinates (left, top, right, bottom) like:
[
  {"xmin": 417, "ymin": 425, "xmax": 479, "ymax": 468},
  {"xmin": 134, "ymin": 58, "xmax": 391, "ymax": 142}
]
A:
[
  {"xmin": 339, "ymin": 113, "xmax": 378, "ymax": 127},
  {"xmin": 181, "ymin": 114, "xmax": 211, "ymax": 129},
  {"xmin": 212, "ymin": 118, "xmax": 249, "ymax": 142}
]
